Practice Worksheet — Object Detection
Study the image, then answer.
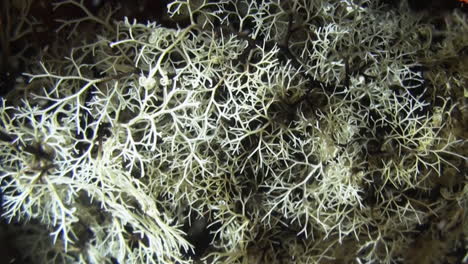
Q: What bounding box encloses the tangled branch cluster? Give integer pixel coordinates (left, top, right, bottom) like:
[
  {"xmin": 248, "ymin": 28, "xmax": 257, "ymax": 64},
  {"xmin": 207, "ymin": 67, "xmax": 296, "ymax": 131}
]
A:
[{"xmin": 0, "ymin": 0, "xmax": 466, "ymax": 263}]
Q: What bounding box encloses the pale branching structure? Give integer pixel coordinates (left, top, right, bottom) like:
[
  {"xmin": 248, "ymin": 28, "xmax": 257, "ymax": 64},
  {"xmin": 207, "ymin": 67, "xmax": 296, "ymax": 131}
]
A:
[{"xmin": 0, "ymin": 0, "xmax": 467, "ymax": 263}]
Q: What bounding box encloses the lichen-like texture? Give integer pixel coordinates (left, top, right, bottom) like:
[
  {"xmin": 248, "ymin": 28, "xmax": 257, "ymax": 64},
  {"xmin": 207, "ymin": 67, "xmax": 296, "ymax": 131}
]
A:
[{"xmin": 0, "ymin": 0, "xmax": 467, "ymax": 263}]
